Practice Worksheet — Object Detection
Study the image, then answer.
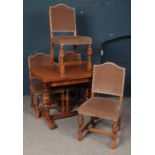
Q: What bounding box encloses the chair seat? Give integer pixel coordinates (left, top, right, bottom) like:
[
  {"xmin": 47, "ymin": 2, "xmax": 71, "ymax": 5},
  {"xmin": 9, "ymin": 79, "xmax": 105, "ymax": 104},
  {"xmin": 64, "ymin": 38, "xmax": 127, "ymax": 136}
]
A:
[
  {"xmin": 51, "ymin": 36, "xmax": 92, "ymax": 45},
  {"xmin": 78, "ymin": 97, "xmax": 121, "ymax": 121}
]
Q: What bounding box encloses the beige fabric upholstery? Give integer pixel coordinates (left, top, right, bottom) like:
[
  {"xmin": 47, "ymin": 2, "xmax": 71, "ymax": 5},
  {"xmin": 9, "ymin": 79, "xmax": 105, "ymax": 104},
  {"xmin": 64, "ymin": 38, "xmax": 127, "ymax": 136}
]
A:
[
  {"xmin": 78, "ymin": 97, "xmax": 120, "ymax": 121},
  {"xmin": 92, "ymin": 62, "xmax": 125, "ymax": 96},
  {"xmin": 28, "ymin": 53, "xmax": 51, "ymax": 95},
  {"xmin": 77, "ymin": 62, "xmax": 126, "ymax": 149},
  {"xmin": 51, "ymin": 36, "xmax": 92, "ymax": 45},
  {"xmin": 49, "ymin": 4, "xmax": 93, "ymax": 72},
  {"xmin": 78, "ymin": 62, "xmax": 125, "ymax": 121},
  {"xmin": 49, "ymin": 4, "xmax": 76, "ymax": 33},
  {"xmin": 28, "ymin": 53, "xmax": 51, "ymax": 79},
  {"xmin": 28, "ymin": 53, "xmax": 51, "ymax": 68}
]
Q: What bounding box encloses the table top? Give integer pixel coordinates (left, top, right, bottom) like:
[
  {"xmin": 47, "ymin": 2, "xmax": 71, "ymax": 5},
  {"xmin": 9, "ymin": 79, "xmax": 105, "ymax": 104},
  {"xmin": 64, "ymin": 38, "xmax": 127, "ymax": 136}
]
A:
[{"xmin": 31, "ymin": 65, "xmax": 92, "ymax": 83}]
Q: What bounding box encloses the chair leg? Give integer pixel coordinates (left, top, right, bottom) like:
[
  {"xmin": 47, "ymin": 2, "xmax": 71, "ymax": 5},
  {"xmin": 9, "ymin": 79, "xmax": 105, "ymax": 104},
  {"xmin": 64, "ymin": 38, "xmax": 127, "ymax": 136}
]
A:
[
  {"xmin": 84, "ymin": 88, "xmax": 89, "ymax": 101},
  {"xmin": 90, "ymin": 116, "xmax": 95, "ymax": 127},
  {"xmin": 111, "ymin": 121, "xmax": 119, "ymax": 149},
  {"xmin": 33, "ymin": 95, "xmax": 41, "ymax": 118},
  {"xmin": 118, "ymin": 116, "xmax": 121, "ymax": 132},
  {"xmin": 77, "ymin": 114, "xmax": 84, "ymax": 141},
  {"xmin": 30, "ymin": 93, "xmax": 34, "ymax": 108}
]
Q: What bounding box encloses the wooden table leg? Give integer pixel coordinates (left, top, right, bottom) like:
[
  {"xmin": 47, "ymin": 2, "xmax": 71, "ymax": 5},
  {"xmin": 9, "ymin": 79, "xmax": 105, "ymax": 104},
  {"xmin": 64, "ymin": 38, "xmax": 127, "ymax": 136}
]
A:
[
  {"xmin": 65, "ymin": 89, "xmax": 70, "ymax": 113},
  {"xmin": 42, "ymin": 83, "xmax": 57, "ymax": 129},
  {"xmin": 61, "ymin": 91, "xmax": 65, "ymax": 113}
]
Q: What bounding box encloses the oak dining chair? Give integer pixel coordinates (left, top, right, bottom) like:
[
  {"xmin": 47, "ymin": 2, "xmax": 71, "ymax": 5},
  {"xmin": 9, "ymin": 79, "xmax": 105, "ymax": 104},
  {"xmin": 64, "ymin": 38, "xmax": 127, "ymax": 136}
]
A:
[
  {"xmin": 28, "ymin": 53, "xmax": 67, "ymax": 118},
  {"xmin": 49, "ymin": 4, "xmax": 93, "ymax": 75},
  {"xmin": 76, "ymin": 62, "xmax": 125, "ymax": 149}
]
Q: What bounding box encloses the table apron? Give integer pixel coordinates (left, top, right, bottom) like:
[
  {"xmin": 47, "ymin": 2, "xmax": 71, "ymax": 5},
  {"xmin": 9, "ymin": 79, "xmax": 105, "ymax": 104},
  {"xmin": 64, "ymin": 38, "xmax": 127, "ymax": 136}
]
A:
[{"xmin": 48, "ymin": 78, "xmax": 91, "ymax": 87}]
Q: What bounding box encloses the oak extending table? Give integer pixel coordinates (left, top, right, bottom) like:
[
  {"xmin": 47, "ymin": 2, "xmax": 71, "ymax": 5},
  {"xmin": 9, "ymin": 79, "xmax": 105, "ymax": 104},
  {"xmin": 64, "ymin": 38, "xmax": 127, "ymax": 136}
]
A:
[{"xmin": 30, "ymin": 64, "xmax": 92, "ymax": 129}]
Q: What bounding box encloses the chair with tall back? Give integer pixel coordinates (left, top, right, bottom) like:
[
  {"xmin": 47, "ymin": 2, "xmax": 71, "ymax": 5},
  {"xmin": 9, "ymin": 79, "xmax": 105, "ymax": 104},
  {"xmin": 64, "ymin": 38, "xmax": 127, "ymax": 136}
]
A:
[
  {"xmin": 77, "ymin": 62, "xmax": 125, "ymax": 149},
  {"xmin": 49, "ymin": 4, "xmax": 93, "ymax": 75},
  {"xmin": 28, "ymin": 53, "xmax": 51, "ymax": 118},
  {"xmin": 28, "ymin": 53, "xmax": 67, "ymax": 118}
]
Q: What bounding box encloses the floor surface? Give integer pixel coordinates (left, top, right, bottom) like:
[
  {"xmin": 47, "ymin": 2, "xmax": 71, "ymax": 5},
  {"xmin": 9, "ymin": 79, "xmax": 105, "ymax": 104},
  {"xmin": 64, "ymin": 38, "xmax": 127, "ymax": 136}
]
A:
[{"xmin": 23, "ymin": 96, "xmax": 131, "ymax": 155}]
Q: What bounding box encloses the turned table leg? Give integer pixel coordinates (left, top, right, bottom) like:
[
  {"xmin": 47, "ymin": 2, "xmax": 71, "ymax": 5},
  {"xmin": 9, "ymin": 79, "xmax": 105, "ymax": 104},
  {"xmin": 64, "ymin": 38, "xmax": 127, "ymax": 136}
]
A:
[
  {"xmin": 65, "ymin": 90, "xmax": 70, "ymax": 113},
  {"xmin": 42, "ymin": 83, "xmax": 57, "ymax": 129},
  {"xmin": 61, "ymin": 91, "xmax": 65, "ymax": 113}
]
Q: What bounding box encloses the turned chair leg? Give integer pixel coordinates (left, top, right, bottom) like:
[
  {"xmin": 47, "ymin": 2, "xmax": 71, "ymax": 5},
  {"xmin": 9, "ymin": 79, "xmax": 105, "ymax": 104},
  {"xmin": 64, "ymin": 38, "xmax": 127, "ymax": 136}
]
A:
[
  {"xmin": 118, "ymin": 117, "xmax": 121, "ymax": 132},
  {"xmin": 84, "ymin": 88, "xmax": 89, "ymax": 101},
  {"xmin": 30, "ymin": 93, "xmax": 34, "ymax": 108},
  {"xmin": 90, "ymin": 116, "xmax": 95, "ymax": 127},
  {"xmin": 87, "ymin": 44, "xmax": 92, "ymax": 72},
  {"xmin": 111, "ymin": 121, "xmax": 119, "ymax": 149},
  {"xmin": 33, "ymin": 95, "xmax": 41, "ymax": 118},
  {"xmin": 77, "ymin": 114, "xmax": 84, "ymax": 141}
]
